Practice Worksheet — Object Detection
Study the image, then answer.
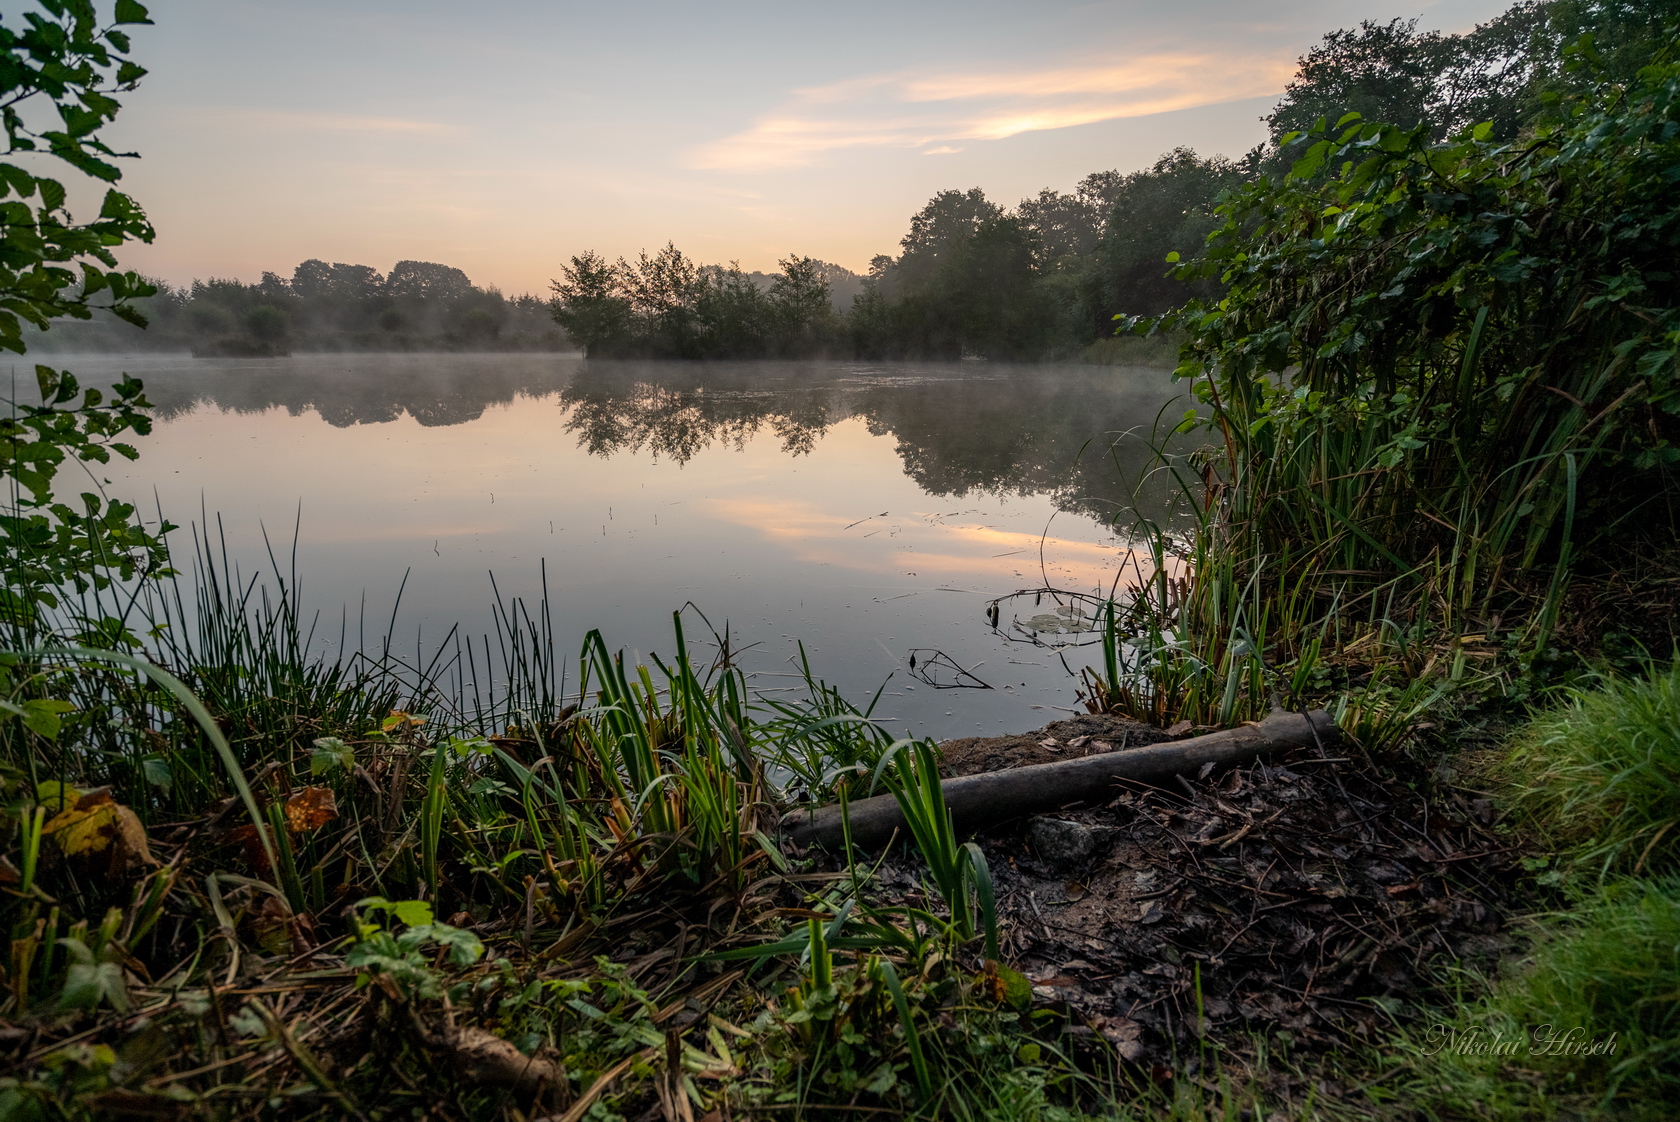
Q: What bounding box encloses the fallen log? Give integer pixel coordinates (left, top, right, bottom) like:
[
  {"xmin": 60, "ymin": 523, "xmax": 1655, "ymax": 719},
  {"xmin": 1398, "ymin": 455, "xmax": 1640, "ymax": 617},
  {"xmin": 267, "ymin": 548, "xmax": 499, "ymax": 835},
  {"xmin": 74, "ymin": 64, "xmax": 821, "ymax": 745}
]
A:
[{"xmin": 782, "ymin": 709, "xmax": 1341, "ymax": 851}]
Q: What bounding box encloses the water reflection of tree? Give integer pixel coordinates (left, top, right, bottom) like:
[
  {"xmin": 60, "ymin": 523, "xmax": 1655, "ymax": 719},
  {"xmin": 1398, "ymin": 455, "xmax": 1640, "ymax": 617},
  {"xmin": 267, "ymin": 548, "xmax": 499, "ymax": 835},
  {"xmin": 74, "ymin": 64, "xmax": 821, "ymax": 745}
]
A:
[
  {"xmin": 558, "ymin": 361, "xmax": 1186, "ymax": 524},
  {"xmin": 133, "ymin": 355, "xmax": 1186, "ymax": 526},
  {"xmin": 852, "ymin": 370, "xmax": 1187, "ymax": 526},
  {"xmin": 134, "ymin": 357, "xmax": 575, "ymax": 429},
  {"xmin": 559, "ymin": 362, "xmax": 840, "ymax": 462}
]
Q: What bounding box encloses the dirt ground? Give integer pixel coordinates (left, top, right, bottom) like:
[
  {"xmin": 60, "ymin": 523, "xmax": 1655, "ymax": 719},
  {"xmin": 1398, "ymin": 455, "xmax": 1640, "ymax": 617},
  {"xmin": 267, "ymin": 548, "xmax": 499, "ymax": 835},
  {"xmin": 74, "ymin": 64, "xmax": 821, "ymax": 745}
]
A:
[{"xmin": 852, "ymin": 715, "xmax": 1521, "ymax": 1085}]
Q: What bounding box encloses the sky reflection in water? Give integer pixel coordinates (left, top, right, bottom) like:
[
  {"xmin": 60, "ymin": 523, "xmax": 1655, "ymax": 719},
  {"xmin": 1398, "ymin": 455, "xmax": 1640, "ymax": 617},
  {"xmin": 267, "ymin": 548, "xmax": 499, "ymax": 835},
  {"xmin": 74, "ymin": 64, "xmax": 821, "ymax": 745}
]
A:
[{"xmin": 68, "ymin": 352, "xmax": 1184, "ymax": 737}]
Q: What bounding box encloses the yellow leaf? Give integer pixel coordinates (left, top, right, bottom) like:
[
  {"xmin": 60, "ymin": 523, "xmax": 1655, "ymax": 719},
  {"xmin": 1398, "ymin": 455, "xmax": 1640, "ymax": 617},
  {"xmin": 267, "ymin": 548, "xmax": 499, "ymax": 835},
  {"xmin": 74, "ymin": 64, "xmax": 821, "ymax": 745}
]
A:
[
  {"xmin": 44, "ymin": 795, "xmax": 121, "ymax": 856},
  {"xmin": 43, "ymin": 791, "xmax": 155, "ymax": 874}
]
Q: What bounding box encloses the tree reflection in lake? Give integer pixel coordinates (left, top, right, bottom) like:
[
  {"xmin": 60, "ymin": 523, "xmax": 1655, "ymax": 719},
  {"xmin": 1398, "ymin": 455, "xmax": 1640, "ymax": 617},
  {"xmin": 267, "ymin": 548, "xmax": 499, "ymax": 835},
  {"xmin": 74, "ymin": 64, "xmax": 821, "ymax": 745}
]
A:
[
  {"xmin": 559, "ymin": 359, "xmax": 1184, "ymax": 526},
  {"xmin": 80, "ymin": 353, "xmax": 1185, "ymax": 529},
  {"xmin": 128, "ymin": 353, "xmax": 575, "ymax": 429}
]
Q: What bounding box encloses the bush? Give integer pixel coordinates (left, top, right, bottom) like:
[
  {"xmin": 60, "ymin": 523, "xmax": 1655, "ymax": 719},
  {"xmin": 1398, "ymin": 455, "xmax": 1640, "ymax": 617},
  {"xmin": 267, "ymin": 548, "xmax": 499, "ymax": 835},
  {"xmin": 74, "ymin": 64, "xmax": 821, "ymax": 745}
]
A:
[{"xmin": 1504, "ymin": 663, "xmax": 1680, "ymax": 881}]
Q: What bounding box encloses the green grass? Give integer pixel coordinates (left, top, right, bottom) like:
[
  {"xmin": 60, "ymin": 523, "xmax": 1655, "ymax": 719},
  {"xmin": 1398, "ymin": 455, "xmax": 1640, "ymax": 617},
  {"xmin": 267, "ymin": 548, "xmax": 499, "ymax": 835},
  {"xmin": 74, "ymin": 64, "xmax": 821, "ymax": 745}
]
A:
[
  {"xmin": 1380, "ymin": 876, "xmax": 1680, "ymax": 1121},
  {"xmin": 1502, "ymin": 662, "xmax": 1680, "ymax": 882}
]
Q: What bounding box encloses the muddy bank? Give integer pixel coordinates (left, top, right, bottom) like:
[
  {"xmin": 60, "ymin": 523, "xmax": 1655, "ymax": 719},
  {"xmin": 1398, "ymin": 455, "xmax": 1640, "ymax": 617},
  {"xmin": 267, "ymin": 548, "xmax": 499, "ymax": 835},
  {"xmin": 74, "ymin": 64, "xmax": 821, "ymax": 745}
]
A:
[{"xmin": 861, "ymin": 718, "xmax": 1520, "ymax": 1084}]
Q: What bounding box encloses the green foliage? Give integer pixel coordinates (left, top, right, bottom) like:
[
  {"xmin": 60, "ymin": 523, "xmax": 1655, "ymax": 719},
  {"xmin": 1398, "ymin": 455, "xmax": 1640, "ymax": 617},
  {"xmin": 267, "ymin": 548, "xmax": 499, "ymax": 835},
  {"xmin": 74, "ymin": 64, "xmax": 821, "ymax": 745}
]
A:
[
  {"xmin": 1504, "ymin": 662, "xmax": 1680, "ymax": 880},
  {"xmin": 1136, "ymin": 32, "xmax": 1680, "ymax": 681},
  {"xmin": 347, "ymin": 896, "xmax": 485, "ymax": 1000},
  {"xmin": 881, "ymin": 738, "xmax": 999, "ymax": 955},
  {"xmin": 54, "ymin": 935, "xmax": 129, "ymax": 1013},
  {"xmin": 1, "ymin": 365, "xmax": 171, "ymax": 625},
  {"xmin": 1266, "ymin": 10, "xmax": 1544, "ymax": 146},
  {"xmin": 551, "ymin": 245, "xmax": 848, "ymax": 358},
  {"xmin": 1268, "ymin": 2, "xmax": 1680, "ymax": 155},
  {"xmin": 0, "ymin": 1, "xmax": 156, "ymax": 354},
  {"xmin": 0, "ymin": 3, "xmax": 166, "ymax": 633}
]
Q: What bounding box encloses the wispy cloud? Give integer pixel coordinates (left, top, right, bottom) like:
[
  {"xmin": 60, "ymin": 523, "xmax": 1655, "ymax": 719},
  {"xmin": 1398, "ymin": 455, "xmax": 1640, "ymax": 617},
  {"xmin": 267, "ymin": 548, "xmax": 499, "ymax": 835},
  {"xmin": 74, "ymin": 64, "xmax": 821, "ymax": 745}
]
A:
[{"xmin": 691, "ymin": 49, "xmax": 1294, "ymax": 171}]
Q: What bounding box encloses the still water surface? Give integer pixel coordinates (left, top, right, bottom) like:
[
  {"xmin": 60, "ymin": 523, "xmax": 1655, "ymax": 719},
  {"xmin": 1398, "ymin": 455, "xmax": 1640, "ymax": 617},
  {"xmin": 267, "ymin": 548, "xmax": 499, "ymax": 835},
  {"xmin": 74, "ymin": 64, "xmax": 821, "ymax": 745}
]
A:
[{"xmin": 59, "ymin": 353, "xmax": 1183, "ymax": 737}]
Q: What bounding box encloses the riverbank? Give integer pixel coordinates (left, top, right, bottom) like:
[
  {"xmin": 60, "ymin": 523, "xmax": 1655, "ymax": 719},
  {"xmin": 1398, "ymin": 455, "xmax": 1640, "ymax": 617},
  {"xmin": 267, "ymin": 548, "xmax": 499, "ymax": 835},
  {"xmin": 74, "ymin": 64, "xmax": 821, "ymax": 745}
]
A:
[{"xmin": 0, "ymin": 673, "xmax": 1601, "ymax": 1119}]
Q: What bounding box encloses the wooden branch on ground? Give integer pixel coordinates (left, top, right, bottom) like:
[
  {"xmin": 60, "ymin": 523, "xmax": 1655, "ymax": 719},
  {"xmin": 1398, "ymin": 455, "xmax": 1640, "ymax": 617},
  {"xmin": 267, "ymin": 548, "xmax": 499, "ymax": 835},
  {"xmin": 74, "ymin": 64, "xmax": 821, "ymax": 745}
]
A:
[{"xmin": 781, "ymin": 709, "xmax": 1341, "ymax": 851}]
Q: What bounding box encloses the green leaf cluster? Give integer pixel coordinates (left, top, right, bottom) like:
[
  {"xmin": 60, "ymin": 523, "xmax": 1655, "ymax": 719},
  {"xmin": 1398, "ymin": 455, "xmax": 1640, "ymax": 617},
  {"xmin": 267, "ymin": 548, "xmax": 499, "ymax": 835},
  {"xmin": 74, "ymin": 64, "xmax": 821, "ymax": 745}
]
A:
[
  {"xmin": 1150, "ymin": 33, "xmax": 1680, "ymax": 586},
  {"xmin": 346, "ymin": 896, "xmax": 485, "ymax": 1000},
  {"xmin": 2, "ymin": 365, "xmax": 173, "ymax": 626},
  {"xmin": 0, "ymin": 1, "xmax": 156, "ymax": 354}
]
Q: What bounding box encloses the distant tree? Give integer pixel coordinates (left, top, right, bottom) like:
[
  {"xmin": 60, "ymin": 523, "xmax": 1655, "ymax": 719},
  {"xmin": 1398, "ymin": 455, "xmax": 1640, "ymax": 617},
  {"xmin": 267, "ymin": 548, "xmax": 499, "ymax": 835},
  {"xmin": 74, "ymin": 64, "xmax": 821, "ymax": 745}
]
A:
[
  {"xmin": 624, "ymin": 243, "xmax": 705, "ymax": 357},
  {"xmin": 886, "ymin": 188, "xmax": 1004, "ymax": 294},
  {"xmin": 900, "ymin": 188, "xmax": 1002, "ymax": 257},
  {"xmin": 1083, "ymin": 148, "xmax": 1248, "ymax": 326},
  {"xmin": 292, "ymin": 259, "xmax": 385, "ymax": 300},
  {"xmin": 939, "ymin": 216, "xmax": 1053, "ymax": 359},
  {"xmin": 1265, "ymin": 1, "xmax": 1680, "ymax": 149},
  {"xmin": 1074, "ymin": 170, "xmax": 1127, "ymax": 213},
  {"xmin": 696, "ymin": 263, "xmax": 768, "ymax": 357},
  {"xmin": 847, "ymin": 285, "xmax": 897, "ymax": 359},
  {"xmin": 257, "ymin": 270, "xmax": 290, "ymax": 300},
  {"xmin": 243, "ymin": 305, "xmax": 288, "ymax": 345},
  {"xmin": 1266, "ymin": 18, "xmax": 1457, "ymax": 142},
  {"xmin": 769, "ymin": 255, "xmax": 836, "ymax": 353},
  {"xmin": 385, "ymin": 260, "xmax": 473, "ymax": 302},
  {"xmin": 1016, "ymin": 188, "xmax": 1103, "ymax": 267},
  {"xmin": 1532, "ymin": 0, "xmax": 1680, "ymax": 99},
  {"xmin": 550, "ymin": 251, "xmax": 633, "ymax": 356}
]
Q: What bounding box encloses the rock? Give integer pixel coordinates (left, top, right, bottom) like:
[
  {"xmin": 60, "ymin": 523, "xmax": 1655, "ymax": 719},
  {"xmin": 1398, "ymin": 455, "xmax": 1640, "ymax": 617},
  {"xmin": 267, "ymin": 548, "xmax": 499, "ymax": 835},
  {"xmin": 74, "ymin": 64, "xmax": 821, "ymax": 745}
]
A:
[{"xmin": 1030, "ymin": 816, "xmax": 1095, "ymax": 865}]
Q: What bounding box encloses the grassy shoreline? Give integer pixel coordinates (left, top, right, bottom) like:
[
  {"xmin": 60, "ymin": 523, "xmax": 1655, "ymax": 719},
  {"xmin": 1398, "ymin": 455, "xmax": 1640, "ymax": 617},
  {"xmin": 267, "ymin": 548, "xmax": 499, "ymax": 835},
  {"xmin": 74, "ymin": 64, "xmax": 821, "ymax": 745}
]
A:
[{"xmin": 0, "ymin": 513, "xmax": 1665, "ymax": 1120}]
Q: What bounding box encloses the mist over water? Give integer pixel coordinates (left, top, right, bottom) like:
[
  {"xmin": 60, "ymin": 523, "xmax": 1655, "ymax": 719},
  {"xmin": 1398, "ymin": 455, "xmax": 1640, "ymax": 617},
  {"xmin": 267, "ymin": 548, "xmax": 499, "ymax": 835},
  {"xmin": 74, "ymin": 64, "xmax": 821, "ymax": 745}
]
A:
[{"xmin": 64, "ymin": 352, "xmax": 1184, "ymax": 737}]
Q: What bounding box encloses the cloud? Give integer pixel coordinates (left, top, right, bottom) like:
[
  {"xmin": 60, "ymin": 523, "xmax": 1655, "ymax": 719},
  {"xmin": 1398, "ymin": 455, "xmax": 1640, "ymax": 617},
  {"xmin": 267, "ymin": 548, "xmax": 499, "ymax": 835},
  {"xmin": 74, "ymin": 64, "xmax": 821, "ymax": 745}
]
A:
[{"xmin": 691, "ymin": 49, "xmax": 1294, "ymax": 171}]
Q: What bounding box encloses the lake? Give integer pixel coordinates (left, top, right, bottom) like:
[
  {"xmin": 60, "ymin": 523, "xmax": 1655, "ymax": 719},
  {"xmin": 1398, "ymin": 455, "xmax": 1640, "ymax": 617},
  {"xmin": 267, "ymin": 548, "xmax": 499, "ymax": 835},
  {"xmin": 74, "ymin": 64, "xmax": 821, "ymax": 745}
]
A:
[{"xmin": 44, "ymin": 353, "xmax": 1185, "ymax": 738}]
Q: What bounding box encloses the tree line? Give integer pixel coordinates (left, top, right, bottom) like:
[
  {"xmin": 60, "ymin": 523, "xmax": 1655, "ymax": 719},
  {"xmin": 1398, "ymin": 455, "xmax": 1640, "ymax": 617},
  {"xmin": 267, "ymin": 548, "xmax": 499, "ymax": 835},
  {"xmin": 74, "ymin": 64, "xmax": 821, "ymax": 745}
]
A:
[
  {"xmin": 554, "ymin": 0, "xmax": 1680, "ymax": 362},
  {"xmin": 27, "ymin": 259, "xmax": 568, "ymax": 355}
]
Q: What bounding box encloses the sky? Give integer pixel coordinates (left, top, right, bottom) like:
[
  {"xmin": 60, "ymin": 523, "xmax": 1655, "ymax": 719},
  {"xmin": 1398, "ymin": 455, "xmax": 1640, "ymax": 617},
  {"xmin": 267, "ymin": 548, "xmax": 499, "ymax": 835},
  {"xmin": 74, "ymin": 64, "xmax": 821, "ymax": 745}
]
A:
[{"xmin": 97, "ymin": 0, "xmax": 1516, "ymax": 294}]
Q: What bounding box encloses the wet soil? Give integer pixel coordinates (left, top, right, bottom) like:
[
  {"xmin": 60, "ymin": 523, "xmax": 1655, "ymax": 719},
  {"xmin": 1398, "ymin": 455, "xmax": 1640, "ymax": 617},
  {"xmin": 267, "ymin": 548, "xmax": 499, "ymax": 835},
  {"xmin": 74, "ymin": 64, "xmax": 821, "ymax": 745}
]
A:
[{"xmin": 862, "ymin": 719, "xmax": 1521, "ymax": 1083}]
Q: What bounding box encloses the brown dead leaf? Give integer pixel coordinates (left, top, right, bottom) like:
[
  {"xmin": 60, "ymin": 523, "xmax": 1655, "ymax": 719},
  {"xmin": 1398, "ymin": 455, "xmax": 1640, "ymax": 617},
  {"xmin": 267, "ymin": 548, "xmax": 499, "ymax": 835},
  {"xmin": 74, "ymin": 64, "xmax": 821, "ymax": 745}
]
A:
[
  {"xmin": 284, "ymin": 786, "xmax": 338, "ymax": 832},
  {"xmin": 221, "ymin": 823, "xmax": 272, "ymax": 875},
  {"xmin": 249, "ymin": 892, "xmax": 296, "ymax": 955},
  {"xmin": 1095, "ymin": 1015, "xmax": 1146, "ymax": 1062}
]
